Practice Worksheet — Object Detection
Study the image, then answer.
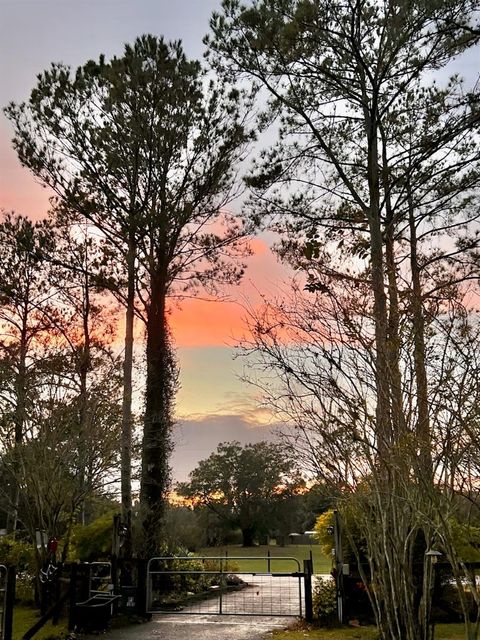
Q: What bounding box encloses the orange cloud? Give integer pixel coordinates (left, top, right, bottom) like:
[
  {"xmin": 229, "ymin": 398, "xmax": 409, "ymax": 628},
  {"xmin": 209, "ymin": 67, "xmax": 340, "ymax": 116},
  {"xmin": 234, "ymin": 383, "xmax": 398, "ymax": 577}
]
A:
[
  {"xmin": 168, "ymin": 236, "xmax": 291, "ymax": 348},
  {"xmin": 169, "ymin": 298, "xmax": 246, "ymax": 348}
]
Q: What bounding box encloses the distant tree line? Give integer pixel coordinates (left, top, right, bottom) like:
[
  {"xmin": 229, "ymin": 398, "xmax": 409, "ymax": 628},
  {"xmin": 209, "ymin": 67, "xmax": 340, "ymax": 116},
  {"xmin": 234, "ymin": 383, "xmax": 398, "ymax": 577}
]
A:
[{"xmin": 177, "ymin": 441, "xmax": 330, "ymax": 547}]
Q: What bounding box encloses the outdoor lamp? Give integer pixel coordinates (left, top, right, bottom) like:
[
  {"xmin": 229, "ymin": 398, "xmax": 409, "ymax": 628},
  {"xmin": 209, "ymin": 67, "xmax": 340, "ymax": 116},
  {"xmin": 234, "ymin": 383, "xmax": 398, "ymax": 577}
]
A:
[{"xmin": 425, "ymin": 549, "xmax": 442, "ymax": 564}]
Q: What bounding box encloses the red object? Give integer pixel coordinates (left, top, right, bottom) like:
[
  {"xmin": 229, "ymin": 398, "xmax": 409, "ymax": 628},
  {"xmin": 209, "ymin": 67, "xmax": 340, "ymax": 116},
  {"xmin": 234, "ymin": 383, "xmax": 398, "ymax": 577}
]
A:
[{"xmin": 47, "ymin": 537, "xmax": 58, "ymax": 554}]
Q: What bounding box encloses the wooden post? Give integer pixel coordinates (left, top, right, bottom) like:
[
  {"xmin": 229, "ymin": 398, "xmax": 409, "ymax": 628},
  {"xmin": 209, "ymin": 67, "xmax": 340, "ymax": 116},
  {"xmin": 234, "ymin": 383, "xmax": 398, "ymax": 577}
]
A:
[
  {"xmin": 136, "ymin": 559, "xmax": 150, "ymax": 618},
  {"xmin": 52, "ymin": 563, "xmax": 62, "ymax": 625},
  {"xmin": 22, "ymin": 591, "xmax": 69, "ymax": 640}
]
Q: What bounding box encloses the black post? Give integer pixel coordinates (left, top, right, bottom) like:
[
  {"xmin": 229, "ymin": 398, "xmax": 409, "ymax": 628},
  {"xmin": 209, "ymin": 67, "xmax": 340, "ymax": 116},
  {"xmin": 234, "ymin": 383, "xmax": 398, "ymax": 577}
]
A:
[
  {"xmin": 68, "ymin": 564, "xmax": 77, "ymax": 632},
  {"xmin": 303, "ymin": 559, "xmax": 313, "ymax": 623},
  {"xmin": 111, "ymin": 514, "xmax": 121, "ymax": 596},
  {"xmin": 333, "ymin": 509, "xmax": 344, "ymax": 624},
  {"xmin": 4, "ymin": 566, "xmax": 16, "ymax": 640},
  {"xmin": 52, "ymin": 563, "xmax": 62, "ymax": 625},
  {"xmin": 136, "ymin": 559, "xmax": 150, "ymax": 618},
  {"xmin": 111, "ymin": 554, "xmax": 119, "ymax": 594},
  {"xmin": 431, "ymin": 560, "xmax": 441, "ymax": 640}
]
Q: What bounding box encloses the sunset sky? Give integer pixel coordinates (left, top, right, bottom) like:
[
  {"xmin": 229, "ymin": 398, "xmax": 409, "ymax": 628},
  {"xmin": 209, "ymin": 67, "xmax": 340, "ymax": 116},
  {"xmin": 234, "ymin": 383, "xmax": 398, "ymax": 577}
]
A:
[
  {"xmin": 0, "ymin": 0, "xmax": 288, "ymax": 481},
  {"xmin": 2, "ymin": 1, "xmax": 477, "ymax": 483}
]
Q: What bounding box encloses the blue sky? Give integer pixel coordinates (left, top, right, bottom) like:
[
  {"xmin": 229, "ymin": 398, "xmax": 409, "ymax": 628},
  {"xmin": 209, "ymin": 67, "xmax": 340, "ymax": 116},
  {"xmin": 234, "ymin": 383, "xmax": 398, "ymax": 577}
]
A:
[{"xmin": 0, "ymin": 0, "xmax": 222, "ymax": 216}]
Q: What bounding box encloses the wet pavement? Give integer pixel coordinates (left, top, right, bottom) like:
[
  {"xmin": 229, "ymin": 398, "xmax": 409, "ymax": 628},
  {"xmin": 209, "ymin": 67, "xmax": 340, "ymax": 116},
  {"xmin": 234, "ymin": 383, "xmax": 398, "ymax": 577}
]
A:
[
  {"xmin": 94, "ymin": 614, "xmax": 296, "ymax": 640},
  {"xmin": 150, "ymin": 575, "xmax": 304, "ymax": 616},
  {"xmin": 91, "ymin": 574, "xmax": 304, "ymax": 640},
  {"xmin": 82, "ymin": 571, "xmax": 328, "ymax": 639}
]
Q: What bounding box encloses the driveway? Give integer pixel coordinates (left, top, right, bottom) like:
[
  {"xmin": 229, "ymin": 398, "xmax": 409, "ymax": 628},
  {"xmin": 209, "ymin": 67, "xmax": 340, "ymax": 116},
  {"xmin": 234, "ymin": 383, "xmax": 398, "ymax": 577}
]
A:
[
  {"xmin": 93, "ymin": 614, "xmax": 296, "ymax": 640},
  {"xmin": 152, "ymin": 575, "xmax": 304, "ymax": 616},
  {"xmin": 92, "ymin": 574, "xmax": 304, "ymax": 640}
]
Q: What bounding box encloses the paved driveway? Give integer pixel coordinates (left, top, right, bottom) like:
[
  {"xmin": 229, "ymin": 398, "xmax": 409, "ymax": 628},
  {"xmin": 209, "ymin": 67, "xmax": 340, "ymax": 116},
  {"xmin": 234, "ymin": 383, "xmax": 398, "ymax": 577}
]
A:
[
  {"xmin": 151, "ymin": 575, "xmax": 304, "ymax": 616},
  {"xmin": 93, "ymin": 574, "xmax": 304, "ymax": 640},
  {"xmin": 93, "ymin": 614, "xmax": 296, "ymax": 640}
]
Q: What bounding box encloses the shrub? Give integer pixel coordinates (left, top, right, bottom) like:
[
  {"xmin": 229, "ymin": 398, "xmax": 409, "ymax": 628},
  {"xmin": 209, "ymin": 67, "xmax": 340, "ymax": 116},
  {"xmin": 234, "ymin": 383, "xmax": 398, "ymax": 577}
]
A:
[
  {"xmin": 68, "ymin": 515, "xmax": 113, "ymax": 561},
  {"xmin": 15, "ymin": 572, "xmax": 36, "ymax": 604},
  {"xmin": 313, "ymin": 577, "xmax": 337, "ymax": 626},
  {"xmin": 163, "ymin": 507, "xmax": 209, "ymax": 552},
  {"xmin": 0, "ymin": 536, "xmax": 36, "ymax": 603},
  {"xmin": 314, "ymin": 510, "xmax": 335, "ymax": 558},
  {"xmin": 148, "ymin": 554, "xmax": 243, "ymax": 606},
  {"xmin": 0, "ymin": 535, "xmax": 34, "ymax": 569}
]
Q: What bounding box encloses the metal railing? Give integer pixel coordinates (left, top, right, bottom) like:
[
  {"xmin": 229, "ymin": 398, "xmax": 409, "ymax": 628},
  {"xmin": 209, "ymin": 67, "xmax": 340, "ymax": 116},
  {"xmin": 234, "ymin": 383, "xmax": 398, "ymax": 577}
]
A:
[{"xmin": 88, "ymin": 562, "xmax": 113, "ymax": 598}]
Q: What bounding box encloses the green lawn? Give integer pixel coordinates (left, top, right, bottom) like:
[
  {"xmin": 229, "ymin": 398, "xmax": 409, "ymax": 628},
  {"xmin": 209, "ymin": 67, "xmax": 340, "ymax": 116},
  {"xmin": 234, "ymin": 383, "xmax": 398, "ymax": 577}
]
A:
[
  {"xmin": 12, "ymin": 605, "xmax": 68, "ymax": 640},
  {"xmin": 197, "ymin": 544, "xmax": 332, "ymax": 574},
  {"xmin": 273, "ymin": 622, "xmax": 467, "ymax": 640}
]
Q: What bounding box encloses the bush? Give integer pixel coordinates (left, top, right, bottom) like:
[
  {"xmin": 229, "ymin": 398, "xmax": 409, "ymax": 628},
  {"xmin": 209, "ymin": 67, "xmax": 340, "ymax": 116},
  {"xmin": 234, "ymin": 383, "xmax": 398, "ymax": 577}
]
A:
[
  {"xmin": 0, "ymin": 535, "xmax": 34, "ymax": 569},
  {"xmin": 0, "ymin": 536, "xmax": 36, "ymax": 604},
  {"xmin": 314, "ymin": 511, "xmax": 335, "ymax": 558},
  {"xmin": 148, "ymin": 554, "xmax": 244, "ymax": 608},
  {"xmin": 15, "ymin": 572, "xmax": 36, "ymax": 604},
  {"xmin": 68, "ymin": 515, "xmax": 113, "ymax": 561},
  {"xmin": 313, "ymin": 577, "xmax": 337, "ymax": 626},
  {"xmin": 163, "ymin": 507, "xmax": 208, "ymax": 551}
]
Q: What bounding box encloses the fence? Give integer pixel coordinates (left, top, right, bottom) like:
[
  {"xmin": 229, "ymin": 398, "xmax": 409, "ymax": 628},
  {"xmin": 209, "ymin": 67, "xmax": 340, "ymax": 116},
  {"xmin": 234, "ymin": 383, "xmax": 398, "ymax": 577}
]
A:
[{"xmin": 146, "ymin": 555, "xmax": 313, "ymax": 619}]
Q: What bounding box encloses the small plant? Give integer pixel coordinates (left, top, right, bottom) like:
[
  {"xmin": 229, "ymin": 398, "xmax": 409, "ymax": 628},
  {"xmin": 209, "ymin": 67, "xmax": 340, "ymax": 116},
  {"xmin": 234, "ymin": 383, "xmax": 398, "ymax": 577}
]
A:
[
  {"xmin": 15, "ymin": 572, "xmax": 36, "ymax": 604},
  {"xmin": 313, "ymin": 577, "xmax": 337, "ymax": 627},
  {"xmin": 202, "ymin": 558, "xmax": 240, "ymax": 573}
]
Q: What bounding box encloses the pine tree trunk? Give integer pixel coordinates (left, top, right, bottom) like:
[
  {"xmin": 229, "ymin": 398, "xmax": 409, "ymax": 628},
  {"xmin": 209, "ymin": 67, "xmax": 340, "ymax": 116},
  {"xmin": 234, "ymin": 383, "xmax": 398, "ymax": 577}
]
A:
[
  {"xmin": 140, "ymin": 270, "xmax": 174, "ymax": 556},
  {"xmin": 77, "ymin": 265, "xmax": 91, "ymax": 525},
  {"xmin": 365, "ymin": 115, "xmax": 392, "ymax": 455},
  {"xmin": 121, "ymin": 239, "xmax": 135, "ymax": 557},
  {"xmin": 7, "ymin": 307, "xmax": 28, "ymax": 534},
  {"xmin": 380, "ymin": 124, "xmax": 406, "ymax": 440},
  {"xmin": 407, "ymin": 181, "xmax": 432, "ymax": 476}
]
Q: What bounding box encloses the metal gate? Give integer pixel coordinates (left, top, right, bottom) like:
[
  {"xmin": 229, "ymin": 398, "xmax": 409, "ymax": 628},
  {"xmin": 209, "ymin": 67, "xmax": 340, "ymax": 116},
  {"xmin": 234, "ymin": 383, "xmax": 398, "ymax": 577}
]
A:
[
  {"xmin": 88, "ymin": 562, "xmax": 113, "ymax": 597},
  {"xmin": 146, "ymin": 556, "xmax": 304, "ymax": 617}
]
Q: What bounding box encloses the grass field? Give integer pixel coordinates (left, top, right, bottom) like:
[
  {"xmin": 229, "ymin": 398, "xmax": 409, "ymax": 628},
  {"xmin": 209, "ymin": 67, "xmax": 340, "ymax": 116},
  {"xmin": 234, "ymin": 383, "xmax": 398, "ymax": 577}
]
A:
[
  {"xmin": 273, "ymin": 622, "xmax": 467, "ymax": 640},
  {"xmin": 197, "ymin": 544, "xmax": 332, "ymax": 574},
  {"xmin": 12, "ymin": 606, "xmax": 68, "ymax": 640}
]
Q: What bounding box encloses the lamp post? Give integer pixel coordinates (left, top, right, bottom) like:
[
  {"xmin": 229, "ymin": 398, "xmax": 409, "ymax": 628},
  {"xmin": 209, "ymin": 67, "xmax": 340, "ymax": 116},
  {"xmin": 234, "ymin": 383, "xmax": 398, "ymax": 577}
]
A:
[
  {"xmin": 333, "ymin": 510, "xmax": 345, "ymax": 624},
  {"xmin": 425, "ymin": 549, "xmax": 442, "ymax": 639}
]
